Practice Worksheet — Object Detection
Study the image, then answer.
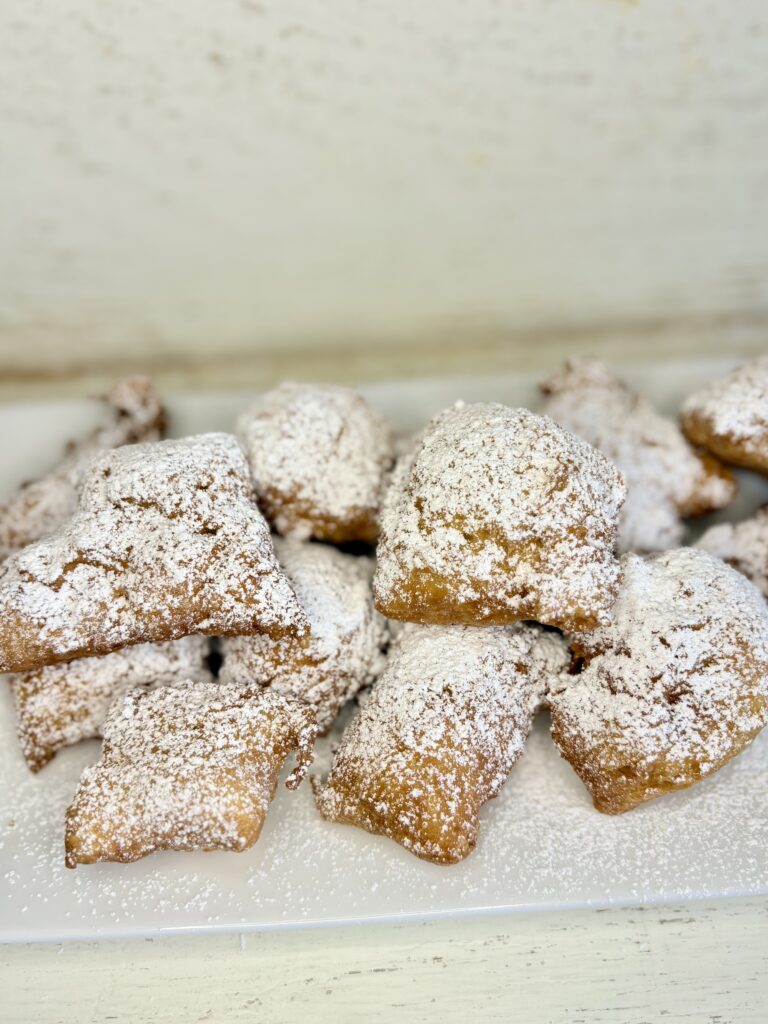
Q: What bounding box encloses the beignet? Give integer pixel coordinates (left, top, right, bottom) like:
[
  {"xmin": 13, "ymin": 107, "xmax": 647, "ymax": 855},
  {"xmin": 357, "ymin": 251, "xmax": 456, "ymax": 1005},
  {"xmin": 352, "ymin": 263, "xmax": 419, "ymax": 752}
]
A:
[
  {"xmin": 550, "ymin": 548, "xmax": 768, "ymax": 814},
  {"xmin": 0, "ymin": 377, "xmax": 166, "ymax": 559},
  {"xmin": 541, "ymin": 358, "xmax": 735, "ymax": 552},
  {"xmin": 237, "ymin": 382, "xmax": 394, "ymax": 544},
  {"xmin": 373, "ymin": 402, "xmax": 626, "ymax": 632},
  {"xmin": 12, "ymin": 636, "xmax": 212, "ymax": 772},
  {"xmin": 313, "ymin": 622, "xmax": 569, "ymax": 864},
  {"xmin": 681, "ymin": 357, "xmax": 768, "ymax": 475},
  {"xmin": 0, "ymin": 433, "xmax": 307, "ymax": 674},
  {"xmin": 64, "ymin": 681, "xmax": 317, "ymax": 866},
  {"xmin": 696, "ymin": 505, "xmax": 768, "ymax": 600}
]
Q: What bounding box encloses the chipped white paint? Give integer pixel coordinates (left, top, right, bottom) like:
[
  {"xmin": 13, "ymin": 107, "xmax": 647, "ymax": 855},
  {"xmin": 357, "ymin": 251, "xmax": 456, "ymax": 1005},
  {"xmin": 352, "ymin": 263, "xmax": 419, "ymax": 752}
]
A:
[{"xmin": 0, "ymin": 0, "xmax": 767, "ymax": 374}]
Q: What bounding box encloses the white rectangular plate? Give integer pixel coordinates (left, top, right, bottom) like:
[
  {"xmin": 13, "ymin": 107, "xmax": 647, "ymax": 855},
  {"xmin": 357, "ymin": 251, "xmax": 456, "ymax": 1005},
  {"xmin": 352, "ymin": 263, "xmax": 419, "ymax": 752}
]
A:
[{"xmin": 2, "ymin": 358, "xmax": 767, "ymax": 943}]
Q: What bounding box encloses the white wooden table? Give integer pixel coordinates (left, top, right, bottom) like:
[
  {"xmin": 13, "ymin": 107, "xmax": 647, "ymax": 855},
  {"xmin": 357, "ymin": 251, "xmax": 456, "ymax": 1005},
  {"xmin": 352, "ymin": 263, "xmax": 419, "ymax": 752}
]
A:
[{"xmin": 3, "ymin": 898, "xmax": 766, "ymax": 1022}]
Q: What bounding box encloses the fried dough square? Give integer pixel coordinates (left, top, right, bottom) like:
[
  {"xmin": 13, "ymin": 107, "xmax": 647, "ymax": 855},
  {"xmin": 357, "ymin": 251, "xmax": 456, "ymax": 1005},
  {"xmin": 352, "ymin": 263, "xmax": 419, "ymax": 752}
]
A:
[
  {"xmin": 64, "ymin": 680, "xmax": 317, "ymax": 866},
  {"xmin": 541, "ymin": 358, "xmax": 735, "ymax": 552},
  {"xmin": 313, "ymin": 622, "xmax": 568, "ymax": 864},
  {"xmin": 697, "ymin": 506, "xmax": 768, "ymax": 598},
  {"xmin": 0, "ymin": 433, "xmax": 307, "ymax": 674},
  {"xmin": 237, "ymin": 383, "xmax": 394, "ymax": 544},
  {"xmin": 550, "ymin": 548, "xmax": 768, "ymax": 814},
  {"xmin": 373, "ymin": 403, "xmax": 626, "ymax": 632},
  {"xmin": 681, "ymin": 357, "xmax": 768, "ymax": 475}
]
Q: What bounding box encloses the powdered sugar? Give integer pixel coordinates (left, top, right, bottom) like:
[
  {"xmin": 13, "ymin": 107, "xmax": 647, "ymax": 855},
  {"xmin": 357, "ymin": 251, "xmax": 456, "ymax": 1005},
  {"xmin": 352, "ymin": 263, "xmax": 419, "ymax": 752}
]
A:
[
  {"xmin": 373, "ymin": 402, "xmax": 626, "ymax": 632},
  {"xmin": 697, "ymin": 507, "xmax": 768, "ymax": 597},
  {"xmin": 313, "ymin": 622, "xmax": 569, "ymax": 863},
  {"xmin": 681, "ymin": 357, "xmax": 768, "ymax": 474},
  {"xmin": 237, "ymin": 383, "xmax": 394, "ymax": 543},
  {"xmin": 541, "ymin": 358, "xmax": 735, "ymax": 552},
  {"xmin": 12, "ymin": 636, "xmax": 213, "ymax": 772},
  {"xmin": 0, "ymin": 377, "xmax": 166, "ymax": 560},
  {"xmin": 550, "ymin": 548, "xmax": 768, "ymax": 809},
  {"xmin": 220, "ymin": 539, "xmax": 389, "ymax": 732},
  {"xmin": 64, "ymin": 681, "xmax": 318, "ymax": 866},
  {"xmin": 0, "ymin": 433, "xmax": 307, "ymax": 673}
]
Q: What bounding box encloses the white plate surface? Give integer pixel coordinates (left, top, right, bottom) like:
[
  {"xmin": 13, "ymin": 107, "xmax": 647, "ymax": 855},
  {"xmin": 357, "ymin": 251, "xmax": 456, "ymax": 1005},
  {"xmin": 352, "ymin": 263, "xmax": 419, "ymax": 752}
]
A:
[{"xmin": 2, "ymin": 358, "xmax": 767, "ymax": 943}]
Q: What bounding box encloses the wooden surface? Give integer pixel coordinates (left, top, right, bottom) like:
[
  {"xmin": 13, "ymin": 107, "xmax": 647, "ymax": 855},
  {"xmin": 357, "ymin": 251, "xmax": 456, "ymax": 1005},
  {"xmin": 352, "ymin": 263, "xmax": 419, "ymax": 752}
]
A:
[
  {"xmin": 1, "ymin": 0, "xmax": 767, "ymax": 380},
  {"xmin": 2, "ymin": 898, "xmax": 766, "ymax": 1022},
  {"xmin": 0, "ymin": 313, "xmax": 766, "ymax": 403}
]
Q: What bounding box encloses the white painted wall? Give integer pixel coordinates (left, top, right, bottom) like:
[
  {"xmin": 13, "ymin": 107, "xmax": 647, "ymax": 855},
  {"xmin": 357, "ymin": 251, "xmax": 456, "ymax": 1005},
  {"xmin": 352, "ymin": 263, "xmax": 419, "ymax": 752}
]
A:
[{"xmin": 1, "ymin": 0, "xmax": 766, "ymax": 372}]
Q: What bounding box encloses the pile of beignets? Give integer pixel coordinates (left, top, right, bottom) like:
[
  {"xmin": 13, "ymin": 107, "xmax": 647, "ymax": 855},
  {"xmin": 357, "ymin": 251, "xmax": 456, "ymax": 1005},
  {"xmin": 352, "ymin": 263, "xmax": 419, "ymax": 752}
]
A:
[{"xmin": 3, "ymin": 360, "xmax": 768, "ymax": 868}]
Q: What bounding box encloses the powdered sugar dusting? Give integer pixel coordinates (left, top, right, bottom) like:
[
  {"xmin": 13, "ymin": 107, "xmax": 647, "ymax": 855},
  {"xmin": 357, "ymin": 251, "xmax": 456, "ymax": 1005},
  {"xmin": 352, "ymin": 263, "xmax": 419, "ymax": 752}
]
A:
[
  {"xmin": 237, "ymin": 383, "xmax": 394, "ymax": 543},
  {"xmin": 681, "ymin": 357, "xmax": 768, "ymax": 473},
  {"xmin": 0, "ymin": 433, "xmax": 307, "ymax": 673},
  {"xmin": 64, "ymin": 681, "xmax": 318, "ymax": 866},
  {"xmin": 550, "ymin": 548, "xmax": 768, "ymax": 811},
  {"xmin": 220, "ymin": 539, "xmax": 389, "ymax": 732},
  {"xmin": 0, "ymin": 377, "xmax": 166, "ymax": 560},
  {"xmin": 541, "ymin": 358, "xmax": 735, "ymax": 552},
  {"xmin": 697, "ymin": 507, "xmax": 768, "ymax": 597},
  {"xmin": 374, "ymin": 402, "xmax": 626, "ymax": 632},
  {"xmin": 682, "ymin": 356, "xmax": 768, "ymax": 443},
  {"xmin": 12, "ymin": 636, "xmax": 213, "ymax": 772},
  {"xmin": 313, "ymin": 623, "xmax": 569, "ymax": 863}
]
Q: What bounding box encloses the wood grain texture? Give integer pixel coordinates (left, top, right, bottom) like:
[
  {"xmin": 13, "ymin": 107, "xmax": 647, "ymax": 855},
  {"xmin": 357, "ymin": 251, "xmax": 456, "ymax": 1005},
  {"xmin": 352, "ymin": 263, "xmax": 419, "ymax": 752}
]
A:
[
  {"xmin": 0, "ymin": 312, "xmax": 766, "ymax": 403},
  {"xmin": 0, "ymin": 1, "xmax": 766, "ymax": 375},
  {"xmin": 2, "ymin": 899, "xmax": 767, "ymax": 1022}
]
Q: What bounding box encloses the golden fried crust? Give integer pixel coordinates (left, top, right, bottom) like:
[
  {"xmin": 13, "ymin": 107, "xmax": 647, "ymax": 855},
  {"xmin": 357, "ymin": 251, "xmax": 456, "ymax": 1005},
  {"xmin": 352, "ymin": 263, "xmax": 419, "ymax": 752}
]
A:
[
  {"xmin": 550, "ymin": 549, "xmax": 768, "ymax": 815},
  {"xmin": 681, "ymin": 408, "xmax": 768, "ymax": 476},
  {"xmin": 257, "ymin": 486, "xmax": 380, "ymax": 546},
  {"xmin": 313, "ymin": 746, "xmax": 484, "ymax": 864},
  {"xmin": 373, "ymin": 404, "xmax": 625, "ymax": 633},
  {"xmin": 675, "ymin": 449, "xmax": 736, "ymax": 518},
  {"xmin": 313, "ymin": 623, "xmax": 569, "ymax": 864},
  {"xmin": 551, "ymin": 714, "xmax": 767, "ymax": 816},
  {"xmin": 376, "ymin": 550, "xmax": 608, "ymax": 633},
  {"xmin": 237, "ymin": 383, "xmax": 394, "ymax": 545},
  {"xmin": 0, "ymin": 377, "xmax": 167, "ymax": 560},
  {"xmin": 64, "ymin": 681, "xmax": 317, "ymax": 867},
  {"xmin": 0, "ymin": 434, "xmax": 307, "ymax": 674},
  {"xmin": 680, "ymin": 358, "xmax": 768, "ymax": 476}
]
